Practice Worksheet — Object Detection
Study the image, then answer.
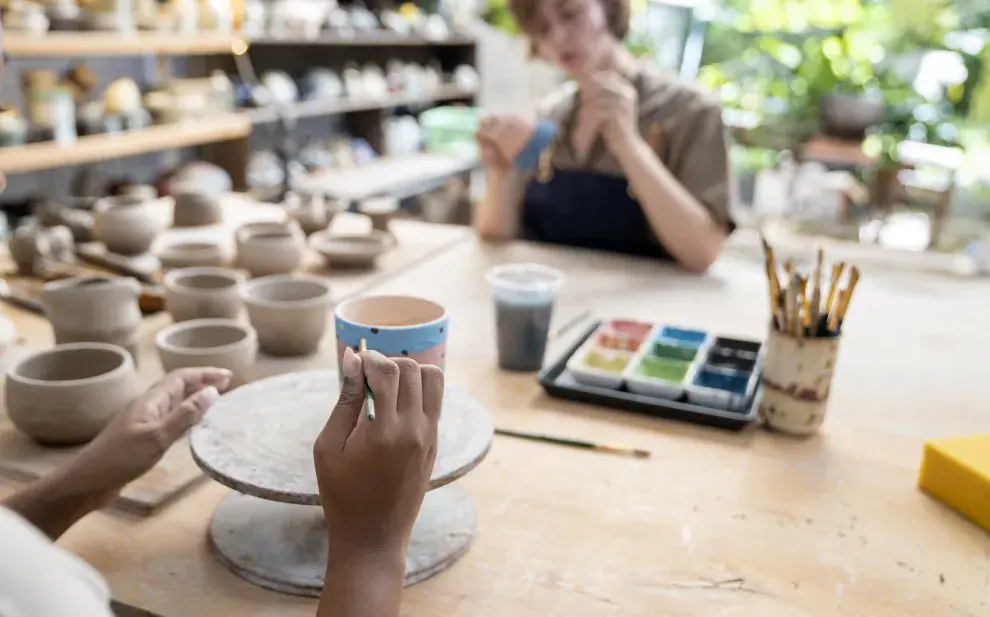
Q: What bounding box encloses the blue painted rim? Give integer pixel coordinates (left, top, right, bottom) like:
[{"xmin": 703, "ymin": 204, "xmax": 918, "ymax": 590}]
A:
[{"xmin": 335, "ymin": 314, "xmax": 449, "ymax": 355}]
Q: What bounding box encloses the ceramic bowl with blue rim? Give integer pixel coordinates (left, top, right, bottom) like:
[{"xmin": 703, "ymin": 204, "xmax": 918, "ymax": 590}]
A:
[{"xmin": 334, "ymin": 295, "xmax": 448, "ymax": 371}]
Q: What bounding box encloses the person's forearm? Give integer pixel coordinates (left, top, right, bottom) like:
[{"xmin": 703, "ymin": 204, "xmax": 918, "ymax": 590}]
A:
[
  {"xmin": 318, "ymin": 540, "xmax": 406, "ymax": 617},
  {"xmin": 612, "ymin": 131, "xmax": 727, "ymax": 273},
  {"xmin": 2, "ymin": 459, "xmax": 116, "ymax": 541},
  {"xmin": 474, "ymin": 167, "xmax": 521, "ymax": 241}
]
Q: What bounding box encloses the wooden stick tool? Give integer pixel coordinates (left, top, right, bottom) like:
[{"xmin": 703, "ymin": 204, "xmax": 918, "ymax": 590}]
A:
[
  {"xmin": 359, "ymin": 338, "xmax": 375, "ymax": 421},
  {"xmin": 495, "ymin": 428, "xmax": 651, "ymax": 459}
]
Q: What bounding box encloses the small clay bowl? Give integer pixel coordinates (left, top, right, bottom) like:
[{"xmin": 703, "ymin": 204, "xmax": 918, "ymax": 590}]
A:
[
  {"xmin": 235, "ymin": 220, "xmax": 306, "ymax": 277},
  {"xmin": 92, "ymin": 195, "xmax": 165, "ymax": 255},
  {"xmin": 158, "ymin": 240, "xmax": 227, "ymax": 269},
  {"xmin": 173, "ymin": 191, "xmax": 222, "ymax": 227},
  {"xmin": 309, "ymin": 230, "xmax": 390, "ymax": 269},
  {"xmin": 156, "ymin": 319, "xmax": 258, "ymax": 386},
  {"xmin": 241, "ymin": 274, "xmax": 333, "ymax": 357},
  {"xmin": 5, "ymin": 342, "xmax": 141, "ymax": 445},
  {"xmin": 358, "ymin": 197, "xmax": 399, "ymax": 234},
  {"xmin": 164, "ymin": 267, "xmax": 244, "ymax": 322}
]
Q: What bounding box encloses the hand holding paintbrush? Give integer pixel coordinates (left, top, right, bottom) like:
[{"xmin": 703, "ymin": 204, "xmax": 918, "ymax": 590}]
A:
[{"xmin": 759, "ymin": 239, "xmax": 861, "ymax": 338}]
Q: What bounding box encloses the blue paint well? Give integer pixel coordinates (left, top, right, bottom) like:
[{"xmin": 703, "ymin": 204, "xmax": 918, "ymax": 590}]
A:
[
  {"xmin": 694, "ymin": 367, "xmax": 750, "ymax": 395},
  {"xmin": 659, "ymin": 327, "xmax": 708, "ymax": 347},
  {"xmin": 335, "ymin": 315, "xmax": 449, "ymax": 355}
]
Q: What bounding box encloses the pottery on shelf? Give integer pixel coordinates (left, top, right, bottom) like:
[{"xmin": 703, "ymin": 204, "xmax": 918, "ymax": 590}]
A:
[
  {"xmin": 41, "ymin": 276, "xmax": 142, "ymax": 360},
  {"xmin": 155, "ymin": 319, "xmax": 257, "ymax": 385},
  {"xmin": 309, "ymin": 230, "xmax": 390, "ymax": 269},
  {"xmin": 5, "ymin": 343, "xmax": 141, "ymax": 445},
  {"xmin": 235, "ymin": 220, "xmax": 306, "ymax": 277},
  {"xmin": 93, "ymin": 195, "xmax": 165, "ymax": 255},
  {"xmin": 241, "ymin": 274, "xmax": 332, "ymax": 357},
  {"xmin": 118, "ymin": 183, "xmax": 158, "ymax": 202},
  {"xmin": 163, "ymin": 267, "xmax": 244, "ymax": 322},
  {"xmin": 158, "ymin": 240, "xmax": 227, "ymax": 269},
  {"xmin": 173, "ymin": 190, "xmax": 223, "ymax": 227},
  {"xmin": 358, "ymin": 197, "xmax": 400, "ymax": 235}
]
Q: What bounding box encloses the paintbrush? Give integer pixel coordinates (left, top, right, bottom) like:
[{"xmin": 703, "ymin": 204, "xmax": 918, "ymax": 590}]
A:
[
  {"xmin": 784, "ymin": 273, "xmax": 801, "ymax": 337},
  {"xmin": 495, "ymin": 428, "xmax": 651, "ymax": 459},
  {"xmin": 798, "ymin": 275, "xmax": 810, "ymax": 333},
  {"xmin": 827, "ymin": 290, "xmax": 846, "ymax": 334},
  {"xmin": 838, "ymin": 266, "xmax": 861, "ymax": 323},
  {"xmin": 760, "ymin": 235, "xmax": 783, "ymax": 330},
  {"xmin": 809, "ymin": 248, "xmax": 823, "ymax": 335},
  {"xmin": 359, "ymin": 338, "xmax": 375, "ymax": 421},
  {"xmin": 824, "ymin": 262, "xmax": 846, "ymax": 316},
  {"xmin": 547, "ymin": 309, "xmax": 593, "ymax": 343}
]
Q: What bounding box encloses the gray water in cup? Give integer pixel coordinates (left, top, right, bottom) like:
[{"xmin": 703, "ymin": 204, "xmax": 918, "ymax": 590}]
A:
[{"xmin": 494, "ymin": 297, "xmax": 554, "ymax": 371}]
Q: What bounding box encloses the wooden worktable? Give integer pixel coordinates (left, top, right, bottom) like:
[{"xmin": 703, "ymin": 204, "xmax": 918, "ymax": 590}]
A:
[{"xmin": 2, "ymin": 228, "xmax": 989, "ymax": 617}]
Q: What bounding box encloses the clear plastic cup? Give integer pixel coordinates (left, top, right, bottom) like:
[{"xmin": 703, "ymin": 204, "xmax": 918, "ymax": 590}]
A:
[{"xmin": 485, "ymin": 263, "xmax": 566, "ymax": 371}]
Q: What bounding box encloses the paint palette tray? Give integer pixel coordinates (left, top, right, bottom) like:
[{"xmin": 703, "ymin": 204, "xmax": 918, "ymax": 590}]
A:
[{"xmin": 540, "ymin": 320, "xmax": 764, "ymax": 430}]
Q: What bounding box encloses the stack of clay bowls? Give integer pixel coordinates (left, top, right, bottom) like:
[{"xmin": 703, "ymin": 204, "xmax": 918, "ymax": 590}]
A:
[
  {"xmin": 241, "ymin": 274, "xmax": 332, "ymax": 357},
  {"xmin": 235, "ymin": 221, "xmax": 306, "ymax": 277},
  {"xmin": 163, "ymin": 267, "xmax": 244, "ymax": 322},
  {"xmin": 41, "ymin": 276, "xmax": 143, "ymax": 361},
  {"xmin": 8, "ymin": 225, "xmax": 75, "ymax": 275},
  {"xmin": 92, "ymin": 195, "xmax": 166, "ymax": 256},
  {"xmin": 309, "ymin": 229, "xmax": 390, "ymax": 269},
  {"xmin": 173, "ymin": 191, "xmax": 223, "ymax": 227},
  {"xmin": 5, "ymin": 343, "xmax": 141, "ymax": 445},
  {"xmin": 156, "ymin": 319, "xmax": 257, "ymax": 386}
]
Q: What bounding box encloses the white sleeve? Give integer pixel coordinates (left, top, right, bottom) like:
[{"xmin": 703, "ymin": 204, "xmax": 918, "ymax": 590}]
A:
[{"xmin": 0, "ymin": 507, "xmax": 114, "ymax": 617}]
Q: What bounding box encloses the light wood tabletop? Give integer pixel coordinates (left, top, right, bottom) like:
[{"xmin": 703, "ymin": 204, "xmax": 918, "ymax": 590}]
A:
[{"xmin": 2, "ymin": 228, "xmax": 989, "ymax": 617}]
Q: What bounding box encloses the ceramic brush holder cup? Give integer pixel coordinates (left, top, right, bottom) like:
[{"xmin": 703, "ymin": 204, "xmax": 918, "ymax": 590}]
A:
[{"xmin": 759, "ymin": 328, "xmax": 842, "ymax": 435}]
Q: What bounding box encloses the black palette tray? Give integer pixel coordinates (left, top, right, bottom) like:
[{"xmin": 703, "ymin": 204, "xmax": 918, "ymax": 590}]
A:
[{"xmin": 537, "ymin": 320, "xmax": 763, "ymax": 431}]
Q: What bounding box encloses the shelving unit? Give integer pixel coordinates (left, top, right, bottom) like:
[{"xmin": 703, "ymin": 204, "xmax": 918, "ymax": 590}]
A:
[
  {"xmin": 0, "ymin": 116, "xmax": 252, "ymax": 174},
  {"xmin": 4, "ymin": 32, "xmax": 241, "ymax": 57},
  {"xmin": 244, "ymin": 84, "xmax": 478, "ymax": 125},
  {"xmin": 1, "ymin": 27, "xmax": 480, "ymax": 215}
]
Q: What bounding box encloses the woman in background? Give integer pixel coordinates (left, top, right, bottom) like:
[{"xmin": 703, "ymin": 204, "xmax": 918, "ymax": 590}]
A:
[{"xmin": 475, "ymin": 0, "xmax": 736, "ymax": 273}]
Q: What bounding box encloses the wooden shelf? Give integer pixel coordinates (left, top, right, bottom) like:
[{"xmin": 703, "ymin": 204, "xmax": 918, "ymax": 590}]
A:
[
  {"xmin": 4, "ymin": 32, "xmax": 241, "ymax": 57},
  {"xmin": 249, "ymin": 33, "xmax": 476, "ymax": 47},
  {"xmin": 245, "ymin": 85, "xmax": 478, "ymax": 124},
  {"xmin": 0, "ymin": 116, "xmax": 251, "ymax": 174}
]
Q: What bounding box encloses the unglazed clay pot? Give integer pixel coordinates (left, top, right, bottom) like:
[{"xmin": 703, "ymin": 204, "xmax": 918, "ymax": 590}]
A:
[
  {"xmin": 358, "ymin": 197, "xmax": 399, "ymax": 238},
  {"xmin": 235, "ymin": 220, "xmax": 306, "ymax": 277},
  {"xmin": 164, "ymin": 267, "xmax": 244, "ymax": 322},
  {"xmin": 41, "ymin": 276, "xmax": 142, "ymax": 360},
  {"xmin": 241, "ymin": 274, "xmax": 332, "ymax": 357},
  {"xmin": 173, "ymin": 191, "xmax": 223, "ymax": 227},
  {"xmin": 284, "ymin": 193, "xmax": 339, "ymax": 236},
  {"xmin": 5, "ymin": 343, "xmax": 141, "ymax": 445},
  {"xmin": 309, "ymin": 230, "xmax": 390, "ymax": 269},
  {"xmin": 156, "ymin": 319, "xmax": 257, "ymax": 386},
  {"xmin": 158, "ymin": 240, "xmax": 227, "ymax": 269},
  {"xmin": 93, "ymin": 195, "xmax": 165, "ymax": 255}
]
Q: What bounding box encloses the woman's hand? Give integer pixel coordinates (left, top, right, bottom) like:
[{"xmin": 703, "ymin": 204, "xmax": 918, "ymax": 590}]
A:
[
  {"xmin": 3, "ymin": 367, "xmax": 231, "ymax": 540},
  {"xmin": 314, "ymin": 348, "xmax": 444, "ymax": 553},
  {"xmin": 476, "ymin": 114, "xmax": 535, "ymax": 171},
  {"xmin": 73, "ymin": 368, "xmax": 232, "ymax": 500},
  {"xmin": 581, "ymin": 71, "xmax": 640, "ymax": 150},
  {"xmin": 314, "ymin": 348, "xmax": 444, "ymax": 617}
]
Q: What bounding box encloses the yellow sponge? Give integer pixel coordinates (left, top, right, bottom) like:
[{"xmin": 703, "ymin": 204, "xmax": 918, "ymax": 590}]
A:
[{"xmin": 918, "ymin": 434, "xmax": 990, "ymax": 532}]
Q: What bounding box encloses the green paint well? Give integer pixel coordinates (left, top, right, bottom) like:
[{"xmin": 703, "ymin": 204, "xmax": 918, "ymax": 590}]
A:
[
  {"xmin": 637, "ymin": 355, "xmax": 691, "ymax": 382},
  {"xmin": 651, "ymin": 340, "xmax": 699, "ymax": 362}
]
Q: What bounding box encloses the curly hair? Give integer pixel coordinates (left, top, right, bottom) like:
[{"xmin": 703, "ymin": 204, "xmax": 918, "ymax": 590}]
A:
[{"xmin": 509, "ymin": 0, "xmax": 630, "ymax": 45}]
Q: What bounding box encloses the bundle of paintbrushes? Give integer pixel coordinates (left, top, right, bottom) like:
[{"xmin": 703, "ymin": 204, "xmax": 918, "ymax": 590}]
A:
[{"xmin": 760, "ymin": 237, "xmax": 860, "ymax": 338}]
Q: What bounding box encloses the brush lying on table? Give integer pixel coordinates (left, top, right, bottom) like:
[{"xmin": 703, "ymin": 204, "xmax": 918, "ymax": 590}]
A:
[{"xmin": 760, "ymin": 237, "xmax": 861, "ymax": 338}]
